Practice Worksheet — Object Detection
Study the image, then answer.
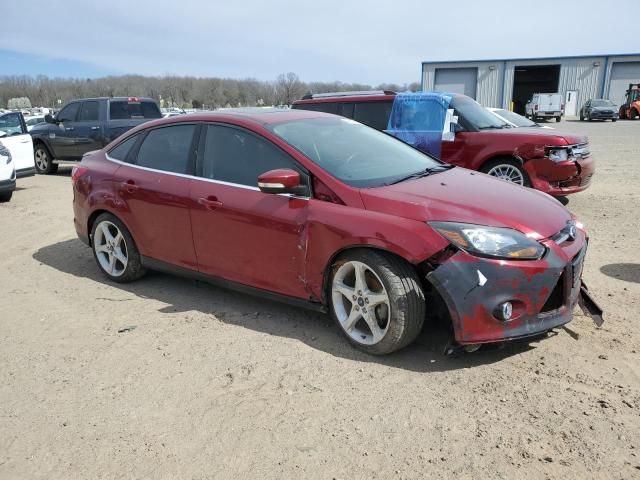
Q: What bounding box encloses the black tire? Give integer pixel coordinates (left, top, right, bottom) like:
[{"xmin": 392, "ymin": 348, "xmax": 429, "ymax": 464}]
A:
[
  {"xmin": 588, "ymin": 113, "xmax": 593, "ymax": 122},
  {"xmin": 580, "ymin": 112, "xmax": 584, "ymax": 121},
  {"xmin": 612, "ymin": 118, "xmax": 617, "ymax": 122},
  {"xmin": 631, "ymin": 109, "xmax": 639, "ymax": 120},
  {"xmin": 556, "ymin": 116, "xmax": 561, "ymax": 122},
  {"xmin": 480, "ymin": 157, "xmax": 531, "ymax": 187},
  {"xmin": 328, "ymin": 249, "xmax": 425, "ymax": 355},
  {"xmin": 33, "ymin": 143, "xmax": 58, "ymax": 174},
  {"xmin": 0, "ymin": 191, "xmax": 12, "ymax": 202},
  {"xmin": 90, "ymin": 212, "xmax": 146, "ymax": 283}
]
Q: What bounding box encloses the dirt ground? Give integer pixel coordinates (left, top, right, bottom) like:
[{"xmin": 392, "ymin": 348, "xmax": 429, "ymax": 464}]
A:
[{"xmin": 1, "ymin": 119, "xmax": 639, "ymax": 480}]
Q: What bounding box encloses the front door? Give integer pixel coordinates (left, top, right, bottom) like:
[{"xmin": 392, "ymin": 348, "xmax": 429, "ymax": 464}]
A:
[
  {"xmin": 190, "ymin": 123, "xmax": 309, "ymax": 299},
  {"xmin": 0, "ymin": 112, "xmax": 33, "ymax": 174},
  {"xmin": 49, "ymin": 101, "xmax": 81, "ymax": 159},
  {"xmin": 114, "ymin": 123, "xmax": 198, "ymax": 269},
  {"xmin": 565, "ymin": 90, "xmax": 578, "ymax": 116}
]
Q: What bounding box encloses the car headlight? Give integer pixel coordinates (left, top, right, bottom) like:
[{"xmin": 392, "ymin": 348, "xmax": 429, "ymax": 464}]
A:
[
  {"xmin": 429, "ymin": 222, "xmax": 546, "ymax": 260},
  {"xmin": 547, "ymin": 148, "xmax": 568, "ymax": 162}
]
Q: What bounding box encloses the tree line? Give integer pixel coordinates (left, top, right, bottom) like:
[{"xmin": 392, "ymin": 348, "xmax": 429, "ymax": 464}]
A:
[{"xmin": 0, "ymin": 72, "xmax": 420, "ymax": 109}]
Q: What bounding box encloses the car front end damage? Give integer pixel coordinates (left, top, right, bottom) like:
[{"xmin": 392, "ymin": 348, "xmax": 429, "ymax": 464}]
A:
[
  {"xmin": 516, "ymin": 142, "xmax": 595, "ymax": 196},
  {"xmin": 424, "ymin": 223, "xmax": 603, "ymax": 345}
]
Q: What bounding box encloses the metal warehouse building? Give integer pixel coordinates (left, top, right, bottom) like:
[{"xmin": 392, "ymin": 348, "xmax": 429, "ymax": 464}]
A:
[{"xmin": 421, "ymin": 53, "xmax": 640, "ymax": 116}]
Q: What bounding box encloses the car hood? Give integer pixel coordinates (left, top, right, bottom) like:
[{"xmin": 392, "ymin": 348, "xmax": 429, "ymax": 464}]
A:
[
  {"xmin": 477, "ymin": 127, "xmax": 587, "ymax": 146},
  {"xmin": 360, "ymin": 167, "xmax": 571, "ymax": 239}
]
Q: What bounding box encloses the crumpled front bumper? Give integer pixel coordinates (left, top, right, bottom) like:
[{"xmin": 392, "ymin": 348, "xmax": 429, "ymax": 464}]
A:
[
  {"xmin": 525, "ymin": 155, "xmax": 595, "ymax": 196},
  {"xmin": 426, "ymin": 231, "xmax": 599, "ymax": 344}
]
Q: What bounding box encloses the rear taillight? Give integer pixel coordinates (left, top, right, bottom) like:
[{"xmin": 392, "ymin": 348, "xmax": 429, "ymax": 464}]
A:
[
  {"xmin": 534, "ymin": 104, "xmax": 538, "ymax": 111},
  {"xmin": 71, "ymin": 165, "xmax": 88, "ymax": 185}
]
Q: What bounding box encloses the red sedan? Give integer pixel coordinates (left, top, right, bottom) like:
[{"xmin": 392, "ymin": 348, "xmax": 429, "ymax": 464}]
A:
[{"xmin": 72, "ymin": 110, "xmax": 601, "ymax": 354}]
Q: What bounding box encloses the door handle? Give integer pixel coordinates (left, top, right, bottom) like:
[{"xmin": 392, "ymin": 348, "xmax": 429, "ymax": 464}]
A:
[
  {"xmin": 19, "ymin": 138, "xmax": 30, "ymax": 143},
  {"xmin": 121, "ymin": 181, "xmax": 139, "ymax": 194},
  {"xmin": 65, "ymin": 127, "xmax": 74, "ymax": 131},
  {"xmin": 198, "ymin": 196, "xmax": 223, "ymax": 210},
  {"xmin": 91, "ymin": 126, "xmax": 100, "ymax": 130}
]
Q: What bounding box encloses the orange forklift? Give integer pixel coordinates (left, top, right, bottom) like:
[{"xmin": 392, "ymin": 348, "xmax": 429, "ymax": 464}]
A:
[{"xmin": 619, "ymin": 83, "xmax": 640, "ymax": 119}]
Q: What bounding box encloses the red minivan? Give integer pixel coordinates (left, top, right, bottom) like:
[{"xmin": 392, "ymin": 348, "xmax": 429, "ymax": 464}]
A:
[
  {"xmin": 292, "ymin": 91, "xmax": 595, "ymax": 196},
  {"xmin": 72, "ymin": 110, "xmax": 601, "ymax": 355}
]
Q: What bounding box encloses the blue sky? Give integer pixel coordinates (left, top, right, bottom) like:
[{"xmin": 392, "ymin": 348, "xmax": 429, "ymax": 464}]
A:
[{"xmin": 1, "ymin": 0, "xmax": 637, "ymax": 84}]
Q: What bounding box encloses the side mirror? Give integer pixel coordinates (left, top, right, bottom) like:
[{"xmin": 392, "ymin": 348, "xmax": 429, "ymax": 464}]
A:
[
  {"xmin": 442, "ymin": 109, "xmax": 458, "ymax": 141},
  {"xmin": 44, "ymin": 114, "xmax": 56, "ymax": 124},
  {"xmin": 258, "ymin": 169, "xmax": 306, "ymax": 195}
]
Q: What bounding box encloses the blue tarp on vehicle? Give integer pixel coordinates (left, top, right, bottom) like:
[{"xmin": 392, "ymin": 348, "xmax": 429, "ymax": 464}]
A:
[{"xmin": 386, "ymin": 92, "xmax": 454, "ymax": 158}]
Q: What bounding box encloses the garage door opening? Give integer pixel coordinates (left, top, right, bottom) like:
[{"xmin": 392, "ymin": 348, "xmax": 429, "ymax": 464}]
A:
[{"xmin": 512, "ymin": 64, "xmax": 560, "ymax": 114}]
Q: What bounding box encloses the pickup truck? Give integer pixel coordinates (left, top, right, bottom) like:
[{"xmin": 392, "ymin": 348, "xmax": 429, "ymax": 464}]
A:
[{"xmin": 30, "ymin": 97, "xmax": 162, "ymax": 174}]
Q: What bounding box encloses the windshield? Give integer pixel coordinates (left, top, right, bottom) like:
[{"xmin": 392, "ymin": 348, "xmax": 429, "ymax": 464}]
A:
[
  {"xmin": 269, "ymin": 116, "xmax": 443, "ymax": 188},
  {"xmin": 451, "ymin": 96, "xmax": 509, "ymax": 130},
  {"xmin": 591, "ymin": 100, "xmax": 614, "ymax": 107},
  {"xmin": 492, "ymin": 109, "xmax": 536, "ymax": 127}
]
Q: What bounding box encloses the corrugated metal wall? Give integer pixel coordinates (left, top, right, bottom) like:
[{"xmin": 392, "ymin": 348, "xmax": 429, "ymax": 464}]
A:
[{"xmin": 422, "ymin": 55, "xmax": 640, "ymax": 111}]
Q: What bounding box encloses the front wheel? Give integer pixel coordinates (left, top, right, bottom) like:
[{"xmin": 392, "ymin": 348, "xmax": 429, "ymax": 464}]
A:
[
  {"xmin": 34, "ymin": 144, "xmax": 58, "ymax": 174},
  {"xmin": 0, "ymin": 191, "xmax": 12, "ymax": 202},
  {"xmin": 329, "ymin": 249, "xmax": 425, "ymax": 355},
  {"xmin": 91, "ymin": 213, "xmax": 146, "ymax": 283},
  {"xmin": 481, "ymin": 158, "xmax": 531, "ymax": 187},
  {"xmin": 556, "ymin": 116, "xmax": 561, "ymax": 122}
]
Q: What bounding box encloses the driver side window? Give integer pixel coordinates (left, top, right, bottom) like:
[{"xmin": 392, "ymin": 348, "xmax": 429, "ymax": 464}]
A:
[
  {"xmin": 57, "ymin": 103, "xmax": 80, "ymax": 123},
  {"xmin": 0, "ymin": 113, "xmax": 26, "ymax": 136}
]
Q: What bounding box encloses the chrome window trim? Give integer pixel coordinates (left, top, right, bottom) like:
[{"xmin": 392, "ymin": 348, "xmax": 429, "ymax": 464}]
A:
[{"xmin": 104, "ymin": 153, "xmax": 309, "ymax": 199}]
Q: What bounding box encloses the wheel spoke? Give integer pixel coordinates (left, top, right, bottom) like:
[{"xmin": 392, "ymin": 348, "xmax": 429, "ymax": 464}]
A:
[
  {"xmin": 363, "ymin": 310, "xmax": 384, "ymax": 343},
  {"xmin": 333, "ymin": 280, "xmax": 355, "ymax": 301},
  {"xmin": 95, "ymin": 243, "xmax": 109, "ymax": 253},
  {"xmin": 113, "ymin": 247, "xmax": 127, "ymax": 266},
  {"xmin": 353, "ymin": 263, "xmax": 367, "ymax": 294},
  {"xmin": 101, "ymin": 224, "xmax": 115, "ymax": 243},
  {"xmin": 108, "ymin": 254, "xmax": 116, "ymax": 274},
  {"xmin": 343, "ymin": 307, "xmax": 362, "ymax": 332},
  {"xmin": 367, "ymin": 292, "xmax": 388, "ymax": 308},
  {"xmin": 114, "ymin": 232, "xmax": 123, "ymax": 248}
]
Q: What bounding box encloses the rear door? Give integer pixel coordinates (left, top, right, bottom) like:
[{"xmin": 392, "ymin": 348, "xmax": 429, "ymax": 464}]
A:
[
  {"xmin": 113, "ymin": 124, "xmax": 199, "ymax": 269},
  {"xmin": 0, "ymin": 112, "xmax": 34, "ymax": 175},
  {"xmin": 73, "ymin": 100, "xmax": 104, "ymax": 156},
  {"xmin": 190, "ymin": 123, "xmax": 310, "ymax": 298}
]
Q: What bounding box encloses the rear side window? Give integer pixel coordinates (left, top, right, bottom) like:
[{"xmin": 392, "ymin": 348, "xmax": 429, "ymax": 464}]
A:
[
  {"xmin": 135, "ymin": 125, "xmax": 196, "ymax": 174},
  {"xmin": 200, "ymin": 125, "xmax": 301, "ymax": 187},
  {"xmin": 108, "ymin": 135, "xmax": 139, "ymax": 162},
  {"xmin": 58, "ymin": 103, "xmax": 80, "ymax": 123},
  {"xmin": 353, "ymin": 102, "xmax": 393, "ymax": 130},
  {"xmin": 78, "ymin": 101, "xmax": 100, "ymax": 121},
  {"xmin": 338, "ymin": 103, "xmax": 355, "ymax": 118},
  {"xmin": 109, "ymin": 100, "xmax": 162, "ymax": 120}
]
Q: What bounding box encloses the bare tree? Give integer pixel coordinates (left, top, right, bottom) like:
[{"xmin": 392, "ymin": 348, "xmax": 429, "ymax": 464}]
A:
[{"xmin": 275, "ymin": 72, "xmax": 304, "ymax": 105}]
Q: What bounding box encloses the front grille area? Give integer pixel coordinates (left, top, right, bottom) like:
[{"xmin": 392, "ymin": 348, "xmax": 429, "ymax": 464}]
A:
[
  {"xmin": 568, "ymin": 143, "xmax": 590, "ymax": 159},
  {"xmin": 542, "ymin": 271, "xmax": 565, "ymax": 312}
]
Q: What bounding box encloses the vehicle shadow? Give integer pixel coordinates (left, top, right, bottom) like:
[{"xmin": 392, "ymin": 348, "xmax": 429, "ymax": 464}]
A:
[
  {"xmin": 600, "ymin": 263, "xmax": 640, "ymax": 284},
  {"xmin": 33, "ymin": 238, "xmax": 546, "ymax": 372}
]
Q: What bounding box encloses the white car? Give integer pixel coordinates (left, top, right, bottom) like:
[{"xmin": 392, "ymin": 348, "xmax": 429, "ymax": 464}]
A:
[
  {"xmin": 0, "ymin": 112, "xmax": 35, "ymax": 179},
  {"xmin": 487, "ymin": 108, "xmax": 553, "ymax": 129},
  {"xmin": 0, "ymin": 138, "xmax": 16, "ymax": 202},
  {"xmin": 25, "ymin": 115, "xmax": 45, "ymax": 131},
  {"xmin": 524, "ymin": 93, "xmax": 564, "ymax": 122}
]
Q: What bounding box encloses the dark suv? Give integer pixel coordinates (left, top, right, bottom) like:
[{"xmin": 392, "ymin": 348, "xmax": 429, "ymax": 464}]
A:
[{"xmin": 292, "ymin": 91, "xmax": 595, "ymax": 197}]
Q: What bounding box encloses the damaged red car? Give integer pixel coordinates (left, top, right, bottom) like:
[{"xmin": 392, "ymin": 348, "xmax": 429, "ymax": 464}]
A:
[{"xmin": 72, "ymin": 110, "xmax": 602, "ymax": 355}]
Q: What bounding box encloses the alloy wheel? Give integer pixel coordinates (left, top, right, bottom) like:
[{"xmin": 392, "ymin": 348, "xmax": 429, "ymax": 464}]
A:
[
  {"xmin": 93, "ymin": 220, "xmax": 128, "ymax": 277},
  {"xmin": 487, "ymin": 164, "xmax": 524, "ymax": 185},
  {"xmin": 331, "ymin": 261, "xmax": 391, "ymax": 345},
  {"xmin": 34, "ymin": 148, "xmax": 49, "ymax": 171}
]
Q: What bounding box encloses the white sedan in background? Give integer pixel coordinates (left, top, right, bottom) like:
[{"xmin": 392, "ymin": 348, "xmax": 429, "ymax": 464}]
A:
[
  {"xmin": 487, "ymin": 107, "xmax": 553, "ymax": 129},
  {"xmin": 25, "ymin": 115, "xmax": 46, "ymax": 131},
  {"xmin": 0, "ymin": 111, "xmax": 36, "ymax": 180}
]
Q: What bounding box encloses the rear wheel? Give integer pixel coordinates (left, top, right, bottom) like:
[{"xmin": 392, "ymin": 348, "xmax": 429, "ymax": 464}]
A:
[
  {"xmin": 631, "ymin": 108, "xmax": 639, "ymax": 120},
  {"xmin": 91, "ymin": 213, "xmax": 146, "ymax": 283},
  {"xmin": 580, "ymin": 112, "xmax": 584, "ymax": 121},
  {"xmin": 329, "ymin": 249, "xmax": 425, "ymax": 355},
  {"xmin": 0, "ymin": 191, "xmax": 12, "ymax": 202},
  {"xmin": 481, "ymin": 158, "xmax": 531, "ymax": 187},
  {"xmin": 34, "ymin": 144, "xmax": 58, "ymax": 174}
]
